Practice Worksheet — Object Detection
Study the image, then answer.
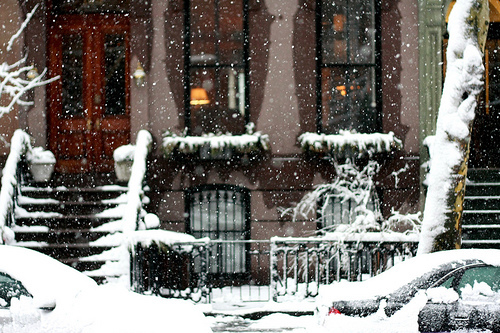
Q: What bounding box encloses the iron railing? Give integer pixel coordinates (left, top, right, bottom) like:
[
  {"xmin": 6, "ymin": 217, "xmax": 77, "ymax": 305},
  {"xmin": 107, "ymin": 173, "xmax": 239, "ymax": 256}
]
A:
[
  {"xmin": 131, "ymin": 239, "xmax": 271, "ymax": 303},
  {"xmin": 270, "ymin": 237, "xmax": 418, "ymax": 300},
  {"xmin": 131, "ymin": 236, "xmax": 419, "ymax": 303}
]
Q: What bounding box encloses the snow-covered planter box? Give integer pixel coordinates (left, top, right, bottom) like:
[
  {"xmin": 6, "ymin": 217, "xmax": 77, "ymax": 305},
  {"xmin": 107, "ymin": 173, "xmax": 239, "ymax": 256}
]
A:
[
  {"xmin": 162, "ymin": 123, "xmax": 270, "ymax": 160},
  {"xmin": 113, "ymin": 144, "xmax": 135, "ymax": 181},
  {"xmin": 27, "ymin": 147, "xmax": 56, "ymax": 182},
  {"xmin": 298, "ymin": 131, "xmax": 403, "ymax": 159}
]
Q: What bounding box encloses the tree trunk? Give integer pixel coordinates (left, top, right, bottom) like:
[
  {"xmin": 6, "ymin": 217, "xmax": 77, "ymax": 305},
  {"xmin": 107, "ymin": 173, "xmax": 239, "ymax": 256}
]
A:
[{"xmin": 417, "ymin": 0, "xmax": 489, "ymax": 255}]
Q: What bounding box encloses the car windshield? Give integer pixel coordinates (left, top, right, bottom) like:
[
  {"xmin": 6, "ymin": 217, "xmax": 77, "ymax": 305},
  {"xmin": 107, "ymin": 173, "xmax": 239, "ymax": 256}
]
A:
[
  {"xmin": 389, "ymin": 260, "xmax": 483, "ymax": 301},
  {"xmin": 0, "ymin": 272, "xmax": 31, "ymax": 307}
]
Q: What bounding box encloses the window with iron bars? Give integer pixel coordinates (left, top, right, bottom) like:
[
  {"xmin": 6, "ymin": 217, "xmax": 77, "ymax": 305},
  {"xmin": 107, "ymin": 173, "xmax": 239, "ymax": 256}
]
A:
[
  {"xmin": 318, "ymin": 190, "xmax": 380, "ymax": 229},
  {"xmin": 316, "ymin": 0, "xmax": 381, "ymax": 134},
  {"xmin": 185, "ymin": 185, "xmax": 251, "ymax": 279}
]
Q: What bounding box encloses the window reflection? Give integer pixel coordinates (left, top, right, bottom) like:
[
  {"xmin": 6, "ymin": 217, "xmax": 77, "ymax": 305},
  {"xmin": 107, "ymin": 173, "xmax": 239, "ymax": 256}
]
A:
[
  {"xmin": 61, "ymin": 34, "xmax": 84, "ymax": 117},
  {"xmin": 104, "ymin": 34, "xmax": 126, "ymax": 116}
]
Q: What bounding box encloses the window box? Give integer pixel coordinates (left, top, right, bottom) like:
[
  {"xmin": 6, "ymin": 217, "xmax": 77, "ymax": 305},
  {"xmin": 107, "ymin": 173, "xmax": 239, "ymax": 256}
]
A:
[
  {"xmin": 162, "ymin": 123, "xmax": 270, "ymax": 160},
  {"xmin": 298, "ymin": 130, "xmax": 402, "ymax": 159}
]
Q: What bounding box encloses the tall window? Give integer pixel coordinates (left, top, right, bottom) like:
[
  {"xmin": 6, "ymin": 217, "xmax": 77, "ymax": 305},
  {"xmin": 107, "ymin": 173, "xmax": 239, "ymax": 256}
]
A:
[
  {"xmin": 185, "ymin": 0, "xmax": 249, "ymax": 135},
  {"xmin": 186, "ymin": 185, "xmax": 250, "ymax": 277},
  {"xmin": 317, "ymin": 0, "xmax": 380, "ymax": 134}
]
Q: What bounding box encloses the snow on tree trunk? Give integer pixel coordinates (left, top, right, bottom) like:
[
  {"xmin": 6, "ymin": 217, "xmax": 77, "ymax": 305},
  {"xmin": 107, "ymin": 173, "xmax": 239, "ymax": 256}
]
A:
[{"xmin": 417, "ymin": 0, "xmax": 489, "ymax": 255}]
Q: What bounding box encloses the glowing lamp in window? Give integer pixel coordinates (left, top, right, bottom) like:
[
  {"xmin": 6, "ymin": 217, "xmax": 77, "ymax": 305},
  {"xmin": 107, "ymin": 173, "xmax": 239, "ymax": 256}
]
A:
[{"xmin": 190, "ymin": 87, "xmax": 210, "ymax": 105}]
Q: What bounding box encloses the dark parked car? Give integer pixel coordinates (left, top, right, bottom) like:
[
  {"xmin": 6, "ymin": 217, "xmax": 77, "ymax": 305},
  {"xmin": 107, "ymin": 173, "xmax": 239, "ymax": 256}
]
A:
[{"xmin": 317, "ymin": 249, "xmax": 500, "ymax": 332}]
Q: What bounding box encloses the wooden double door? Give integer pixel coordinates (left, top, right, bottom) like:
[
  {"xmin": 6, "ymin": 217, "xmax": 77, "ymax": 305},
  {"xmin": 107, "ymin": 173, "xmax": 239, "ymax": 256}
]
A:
[{"xmin": 48, "ymin": 15, "xmax": 130, "ymax": 173}]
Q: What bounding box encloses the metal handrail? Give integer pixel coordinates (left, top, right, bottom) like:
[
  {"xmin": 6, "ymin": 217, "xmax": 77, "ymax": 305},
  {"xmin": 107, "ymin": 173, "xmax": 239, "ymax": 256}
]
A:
[{"xmin": 0, "ymin": 129, "xmax": 32, "ymax": 243}]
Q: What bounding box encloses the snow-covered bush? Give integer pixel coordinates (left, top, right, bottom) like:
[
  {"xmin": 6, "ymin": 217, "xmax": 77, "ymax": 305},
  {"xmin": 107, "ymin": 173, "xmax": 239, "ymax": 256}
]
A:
[
  {"xmin": 285, "ymin": 159, "xmax": 421, "ymax": 237},
  {"xmin": 285, "ymin": 160, "xmax": 382, "ymax": 233}
]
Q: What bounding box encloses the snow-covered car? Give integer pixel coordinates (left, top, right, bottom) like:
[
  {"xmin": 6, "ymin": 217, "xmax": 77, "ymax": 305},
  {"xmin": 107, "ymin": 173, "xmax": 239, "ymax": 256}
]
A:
[
  {"xmin": 317, "ymin": 249, "xmax": 500, "ymax": 332},
  {"xmin": 0, "ymin": 245, "xmax": 212, "ymax": 333}
]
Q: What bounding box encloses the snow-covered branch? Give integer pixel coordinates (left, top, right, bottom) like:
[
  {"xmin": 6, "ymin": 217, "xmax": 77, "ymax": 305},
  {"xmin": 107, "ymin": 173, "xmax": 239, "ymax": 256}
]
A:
[{"xmin": 0, "ymin": 4, "xmax": 59, "ymax": 120}]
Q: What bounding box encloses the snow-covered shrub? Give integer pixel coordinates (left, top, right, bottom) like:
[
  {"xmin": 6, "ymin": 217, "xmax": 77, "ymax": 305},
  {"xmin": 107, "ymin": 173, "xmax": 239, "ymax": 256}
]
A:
[
  {"xmin": 284, "ymin": 160, "xmax": 382, "ymax": 232},
  {"xmin": 285, "ymin": 159, "xmax": 421, "ymax": 236}
]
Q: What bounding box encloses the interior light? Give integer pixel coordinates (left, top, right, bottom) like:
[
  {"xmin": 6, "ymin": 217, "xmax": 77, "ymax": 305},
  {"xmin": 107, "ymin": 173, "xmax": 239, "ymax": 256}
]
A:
[{"xmin": 190, "ymin": 87, "xmax": 210, "ymax": 105}]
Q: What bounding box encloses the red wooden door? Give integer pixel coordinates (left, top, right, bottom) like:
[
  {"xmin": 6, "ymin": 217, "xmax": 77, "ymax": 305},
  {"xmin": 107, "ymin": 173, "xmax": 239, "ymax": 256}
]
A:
[{"xmin": 48, "ymin": 15, "xmax": 130, "ymax": 173}]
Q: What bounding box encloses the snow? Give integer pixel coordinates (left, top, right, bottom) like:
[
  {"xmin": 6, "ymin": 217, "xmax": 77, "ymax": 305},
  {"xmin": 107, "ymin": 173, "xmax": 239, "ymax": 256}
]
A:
[
  {"xmin": 122, "ymin": 130, "xmax": 152, "ymax": 232},
  {"xmin": 418, "ymin": 0, "xmax": 486, "ymax": 255},
  {"xmin": 26, "ymin": 147, "xmax": 56, "ymax": 164},
  {"xmin": 298, "ymin": 131, "xmax": 402, "ymax": 158},
  {"xmin": 0, "ymin": 245, "xmax": 213, "ymax": 333},
  {"xmin": 0, "ymin": 130, "xmax": 31, "ymax": 243},
  {"xmin": 162, "ymin": 122, "xmax": 270, "ymax": 156},
  {"xmin": 113, "ymin": 144, "xmax": 135, "ymax": 162}
]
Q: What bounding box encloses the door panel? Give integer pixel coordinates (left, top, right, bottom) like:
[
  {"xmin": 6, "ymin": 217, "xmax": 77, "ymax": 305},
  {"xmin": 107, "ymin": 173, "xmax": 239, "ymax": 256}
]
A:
[
  {"xmin": 48, "ymin": 15, "xmax": 130, "ymax": 173},
  {"xmin": 470, "ymin": 39, "xmax": 500, "ymax": 168}
]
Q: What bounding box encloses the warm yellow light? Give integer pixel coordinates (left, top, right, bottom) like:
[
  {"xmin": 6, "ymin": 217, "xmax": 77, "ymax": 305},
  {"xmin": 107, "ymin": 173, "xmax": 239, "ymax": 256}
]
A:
[
  {"xmin": 190, "ymin": 87, "xmax": 210, "ymax": 105},
  {"xmin": 336, "ymin": 85, "xmax": 347, "ymax": 96}
]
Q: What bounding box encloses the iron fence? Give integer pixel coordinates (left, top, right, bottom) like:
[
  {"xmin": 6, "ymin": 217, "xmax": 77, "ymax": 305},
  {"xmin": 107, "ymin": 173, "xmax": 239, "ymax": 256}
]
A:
[{"xmin": 130, "ymin": 237, "xmax": 419, "ymax": 303}]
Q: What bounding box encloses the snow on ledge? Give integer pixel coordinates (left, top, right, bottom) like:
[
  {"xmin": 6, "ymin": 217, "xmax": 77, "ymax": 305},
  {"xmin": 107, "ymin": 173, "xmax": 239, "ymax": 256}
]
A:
[
  {"xmin": 272, "ymin": 231, "xmax": 419, "ymax": 244},
  {"xmin": 298, "ymin": 131, "xmax": 402, "ymax": 158},
  {"xmin": 162, "ymin": 123, "xmax": 270, "ymax": 157}
]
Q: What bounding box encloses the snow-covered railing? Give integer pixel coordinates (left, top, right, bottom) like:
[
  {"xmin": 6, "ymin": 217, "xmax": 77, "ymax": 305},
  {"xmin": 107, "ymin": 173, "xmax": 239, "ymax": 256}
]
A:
[
  {"xmin": 0, "ymin": 130, "xmax": 32, "ymax": 243},
  {"xmin": 298, "ymin": 131, "xmax": 402, "ymax": 158},
  {"xmin": 162, "ymin": 123, "xmax": 270, "ymax": 159},
  {"xmin": 132, "ymin": 239, "xmax": 271, "ymax": 303},
  {"xmin": 122, "ymin": 130, "xmax": 153, "ymax": 232},
  {"xmin": 269, "ymin": 236, "xmax": 418, "ymax": 301}
]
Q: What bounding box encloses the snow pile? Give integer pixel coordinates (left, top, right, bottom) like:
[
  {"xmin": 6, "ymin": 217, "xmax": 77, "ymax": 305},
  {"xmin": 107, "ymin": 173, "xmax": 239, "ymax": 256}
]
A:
[
  {"xmin": 0, "ymin": 246, "xmax": 213, "ymax": 333},
  {"xmin": 26, "ymin": 147, "xmax": 55, "ymax": 164},
  {"xmin": 162, "ymin": 123, "xmax": 270, "ymax": 157},
  {"xmin": 113, "ymin": 144, "xmax": 135, "ymax": 162},
  {"xmin": 418, "ymin": 0, "xmax": 486, "ymax": 254},
  {"xmin": 298, "ymin": 131, "xmax": 402, "ymax": 158}
]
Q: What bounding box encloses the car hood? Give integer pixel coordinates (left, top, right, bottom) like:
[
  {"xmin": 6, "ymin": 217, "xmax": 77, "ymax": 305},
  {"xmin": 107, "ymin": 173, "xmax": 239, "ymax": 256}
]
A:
[{"xmin": 0, "ymin": 245, "xmax": 97, "ymax": 307}]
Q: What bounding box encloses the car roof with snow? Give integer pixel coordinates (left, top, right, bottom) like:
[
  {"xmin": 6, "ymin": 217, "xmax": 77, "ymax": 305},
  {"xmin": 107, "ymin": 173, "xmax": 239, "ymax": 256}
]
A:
[{"xmin": 318, "ymin": 249, "xmax": 500, "ymax": 302}]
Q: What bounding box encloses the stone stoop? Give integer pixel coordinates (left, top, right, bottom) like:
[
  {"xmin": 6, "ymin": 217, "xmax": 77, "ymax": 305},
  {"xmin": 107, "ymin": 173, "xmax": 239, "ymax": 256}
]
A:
[
  {"xmin": 463, "ymin": 169, "xmax": 500, "ymax": 249},
  {"xmin": 12, "ymin": 173, "xmax": 128, "ymax": 284}
]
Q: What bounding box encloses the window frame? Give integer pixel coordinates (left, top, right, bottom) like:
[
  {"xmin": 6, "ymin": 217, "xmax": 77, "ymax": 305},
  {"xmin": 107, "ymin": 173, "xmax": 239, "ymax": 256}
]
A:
[
  {"xmin": 315, "ymin": 0, "xmax": 382, "ymax": 134},
  {"xmin": 183, "ymin": 0, "xmax": 251, "ymax": 135}
]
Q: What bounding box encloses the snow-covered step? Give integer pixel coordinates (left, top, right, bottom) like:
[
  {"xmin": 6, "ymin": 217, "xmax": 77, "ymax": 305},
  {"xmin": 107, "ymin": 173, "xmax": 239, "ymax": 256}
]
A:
[
  {"xmin": 20, "ymin": 185, "xmax": 127, "ymax": 201},
  {"xmin": 463, "ymin": 169, "xmax": 500, "ymax": 249},
  {"xmin": 12, "ymin": 173, "xmax": 129, "ymax": 284}
]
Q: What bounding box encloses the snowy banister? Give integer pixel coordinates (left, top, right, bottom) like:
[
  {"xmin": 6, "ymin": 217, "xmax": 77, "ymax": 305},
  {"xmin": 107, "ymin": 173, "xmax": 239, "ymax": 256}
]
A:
[
  {"xmin": 0, "ymin": 130, "xmax": 32, "ymax": 243},
  {"xmin": 298, "ymin": 131, "xmax": 402, "ymax": 158},
  {"xmin": 162, "ymin": 123, "xmax": 270, "ymax": 158},
  {"xmin": 122, "ymin": 130, "xmax": 153, "ymax": 232}
]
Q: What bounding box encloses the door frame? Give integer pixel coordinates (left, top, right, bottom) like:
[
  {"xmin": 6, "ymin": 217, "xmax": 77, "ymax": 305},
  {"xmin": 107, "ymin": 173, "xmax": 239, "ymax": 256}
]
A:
[{"xmin": 47, "ymin": 14, "xmax": 131, "ymax": 173}]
